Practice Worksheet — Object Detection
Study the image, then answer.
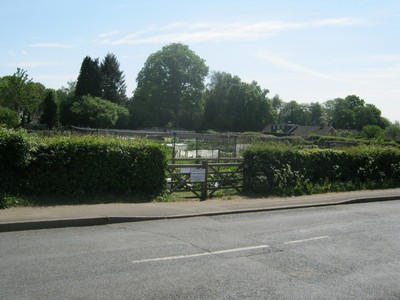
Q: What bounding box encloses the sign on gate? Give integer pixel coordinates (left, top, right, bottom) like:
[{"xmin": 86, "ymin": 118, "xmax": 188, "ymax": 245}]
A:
[
  {"xmin": 167, "ymin": 158, "xmax": 244, "ymax": 200},
  {"xmin": 190, "ymin": 168, "xmax": 206, "ymax": 182}
]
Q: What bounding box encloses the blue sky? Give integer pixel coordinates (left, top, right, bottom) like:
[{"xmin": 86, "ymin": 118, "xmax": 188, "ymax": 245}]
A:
[{"xmin": 1, "ymin": 0, "xmax": 399, "ymax": 121}]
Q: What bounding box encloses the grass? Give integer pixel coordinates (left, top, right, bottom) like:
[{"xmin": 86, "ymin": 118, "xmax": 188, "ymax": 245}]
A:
[{"xmin": 0, "ymin": 193, "xmax": 157, "ymax": 208}]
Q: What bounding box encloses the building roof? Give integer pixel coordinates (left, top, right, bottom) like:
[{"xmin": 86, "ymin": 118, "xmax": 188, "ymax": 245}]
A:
[{"xmin": 262, "ymin": 124, "xmax": 335, "ymax": 137}]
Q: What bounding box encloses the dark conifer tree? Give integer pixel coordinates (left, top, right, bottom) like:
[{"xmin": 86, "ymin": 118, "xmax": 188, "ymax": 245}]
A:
[
  {"xmin": 75, "ymin": 56, "xmax": 102, "ymax": 98},
  {"xmin": 40, "ymin": 89, "xmax": 59, "ymax": 128},
  {"xmin": 100, "ymin": 53, "xmax": 127, "ymax": 105}
]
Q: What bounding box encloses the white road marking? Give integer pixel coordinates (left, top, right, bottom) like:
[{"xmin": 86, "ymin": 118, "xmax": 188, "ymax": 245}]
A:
[
  {"xmin": 132, "ymin": 245, "xmax": 270, "ymax": 264},
  {"xmin": 284, "ymin": 236, "xmax": 329, "ymax": 244}
]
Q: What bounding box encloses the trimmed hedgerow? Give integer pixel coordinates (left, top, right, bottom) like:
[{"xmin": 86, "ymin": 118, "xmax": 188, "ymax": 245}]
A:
[
  {"xmin": 243, "ymin": 144, "xmax": 400, "ymax": 196},
  {"xmin": 26, "ymin": 135, "xmax": 167, "ymax": 197},
  {"xmin": 0, "ymin": 129, "xmax": 34, "ymax": 195},
  {"xmin": 0, "ymin": 129, "xmax": 167, "ymax": 200}
]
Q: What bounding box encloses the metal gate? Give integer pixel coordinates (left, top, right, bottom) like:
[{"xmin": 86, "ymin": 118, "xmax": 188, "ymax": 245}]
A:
[{"xmin": 166, "ymin": 158, "xmax": 243, "ymax": 200}]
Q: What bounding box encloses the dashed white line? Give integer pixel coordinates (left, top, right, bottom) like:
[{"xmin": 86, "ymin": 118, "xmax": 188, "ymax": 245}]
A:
[
  {"xmin": 132, "ymin": 244, "xmax": 270, "ymax": 264},
  {"xmin": 284, "ymin": 236, "xmax": 329, "ymax": 244}
]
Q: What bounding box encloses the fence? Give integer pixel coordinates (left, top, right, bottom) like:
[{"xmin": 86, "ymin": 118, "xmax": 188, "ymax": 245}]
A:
[{"xmin": 166, "ymin": 158, "xmax": 243, "ymax": 200}]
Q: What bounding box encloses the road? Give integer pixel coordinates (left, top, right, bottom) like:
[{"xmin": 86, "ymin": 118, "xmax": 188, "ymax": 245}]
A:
[{"xmin": 1, "ymin": 200, "xmax": 400, "ymax": 299}]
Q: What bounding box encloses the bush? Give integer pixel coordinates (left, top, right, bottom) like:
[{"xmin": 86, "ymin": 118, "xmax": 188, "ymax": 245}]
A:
[
  {"xmin": 26, "ymin": 136, "xmax": 167, "ymax": 197},
  {"xmin": 0, "ymin": 107, "xmax": 20, "ymax": 128},
  {"xmin": 0, "ymin": 130, "xmax": 168, "ymax": 201},
  {"xmin": 69, "ymin": 96, "xmax": 129, "ymax": 128},
  {"xmin": 0, "ymin": 129, "xmax": 33, "ymax": 195},
  {"xmin": 243, "ymin": 144, "xmax": 400, "ymax": 196}
]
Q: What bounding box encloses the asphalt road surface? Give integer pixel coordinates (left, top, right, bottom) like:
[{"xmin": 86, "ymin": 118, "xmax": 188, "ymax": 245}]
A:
[{"xmin": 1, "ymin": 200, "xmax": 400, "ymax": 299}]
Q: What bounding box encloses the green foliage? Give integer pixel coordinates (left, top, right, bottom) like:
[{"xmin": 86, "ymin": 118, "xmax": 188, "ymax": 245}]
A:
[
  {"xmin": 0, "ymin": 69, "xmax": 45, "ymax": 125},
  {"xmin": 243, "ymin": 144, "xmax": 400, "ymax": 196},
  {"xmin": 100, "ymin": 53, "xmax": 127, "ymax": 105},
  {"xmin": 40, "ymin": 89, "xmax": 59, "ymax": 129},
  {"xmin": 75, "ymin": 56, "xmax": 102, "ymax": 98},
  {"xmin": 203, "ymin": 72, "xmax": 275, "ymax": 131},
  {"xmin": 0, "ymin": 106, "xmax": 20, "ymax": 128},
  {"xmin": 384, "ymin": 122, "xmax": 400, "ymax": 141},
  {"xmin": 0, "ymin": 130, "xmax": 167, "ymax": 201},
  {"xmin": 362, "ymin": 125, "xmax": 383, "ymax": 140},
  {"xmin": 132, "ymin": 43, "xmax": 209, "ymax": 129},
  {"xmin": 26, "ymin": 136, "xmax": 167, "ymax": 197},
  {"xmin": 69, "ymin": 96, "xmax": 129, "ymax": 128},
  {"xmin": 278, "ymin": 100, "xmax": 309, "ymax": 125},
  {"xmin": 324, "ymin": 95, "xmax": 383, "ymax": 130},
  {"xmin": 0, "ymin": 129, "xmax": 34, "ymax": 195}
]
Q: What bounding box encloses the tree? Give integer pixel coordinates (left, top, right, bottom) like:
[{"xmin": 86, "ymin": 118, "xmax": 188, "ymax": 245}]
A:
[
  {"xmin": 0, "ymin": 69, "xmax": 45, "ymax": 125},
  {"xmin": 271, "ymin": 95, "xmax": 284, "ymax": 113},
  {"xmin": 40, "ymin": 89, "xmax": 59, "ymax": 129},
  {"xmin": 100, "ymin": 53, "xmax": 127, "ymax": 105},
  {"xmin": 69, "ymin": 96, "xmax": 129, "ymax": 128},
  {"xmin": 132, "ymin": 43, "xmax": 209, "ymax": 129},
  {"xmin": 324, "ymin": 95, "xmax": 383, "ymax": 130},
  {"xmin": 75, "ymin": 56, "xmax": 102, "ymax": 98},
  {"xmin": 384, "ymin": 122, "xmax": 400, "ymax": 141},
  {"xmin": 58, "ymin": 81, "xmax": 77, "ymax": 126},
  {"xmin": 279, "ymin": 101, "xmax": 309, "ymax": 125},
  {"xmin": 308, "ymin": 102, "xmax": 324, "ymax": 125},
  {"xmin": 354, "ymin": 104, "xmax": 382, "ymax": 131},
  {"xmin": 203, "ymin": 72, "xmax": 276, "ymax": 131}
]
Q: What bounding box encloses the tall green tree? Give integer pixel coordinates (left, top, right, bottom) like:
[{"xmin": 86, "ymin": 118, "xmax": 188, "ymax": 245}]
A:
[
  {"xmin": 324, "ymin": 95, "xmax": 383, "ymax": 130},
  {"xmin": 100, "ymin": 53, "xmax": 127, "ymax": 105},
  {"xmin": 58, "ymin": 81, "xmax": 76, "ymax": 126},
  {"xmin": 40, "ymin": 89, "xmax": 59, "ymax": 129},
  {"xmin": 279, "ymin": 100, "xmax": 309, "ymax": 125},
  {"xmin": 0, "ymin": 69, "xmax": 45, "ymax": 125},
  {"xmin": 75, "ymin": 56, "xmax": 102, "ymax": 98},
  {"xmin": 203, "ymin": 72, "xmax": 275, "ymax": 131},
  {"xmin": 308, "ymin": 102, "xmax": 324, "ymax": 125},
  {"xmin": 132, "ymin": 43, "xmax": 209, "ymax": 129}
]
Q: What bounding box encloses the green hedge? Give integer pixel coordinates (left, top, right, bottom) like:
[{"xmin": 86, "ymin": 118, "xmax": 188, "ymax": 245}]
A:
[
  {"xmin": 0, "ymin": 129, "xmax": 167, "ymax": 199},
  {"xmin": 243, "ymin": 144, "xmax": 400, "ymax": 196},
  {"xmin": 0, "ymin": 129, "xmax": 33, "ymax": 195}
]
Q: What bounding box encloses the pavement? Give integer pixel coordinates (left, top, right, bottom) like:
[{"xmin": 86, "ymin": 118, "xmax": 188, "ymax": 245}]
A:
[{"xmin": 1, "ymin": 188, "xmax": 400, "ymax": 232}]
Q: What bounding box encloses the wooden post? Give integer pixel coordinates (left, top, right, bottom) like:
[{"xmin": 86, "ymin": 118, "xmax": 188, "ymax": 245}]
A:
[
  {"xmin": 172, "ymin": 132, "xmax": 176, "ymax": 164},
  {"xmin": 233, "ymin": 135, "xmax": 237, "ymax": 157},
  {"xmin": 201, "ymin": 160, "xmax": 208, "ymax": 200}
]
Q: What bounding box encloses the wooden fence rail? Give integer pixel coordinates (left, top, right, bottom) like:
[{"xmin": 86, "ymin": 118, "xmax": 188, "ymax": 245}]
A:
[{"xmin": 166, "ymin": 158, "xmax": 243, "ymax": 200}]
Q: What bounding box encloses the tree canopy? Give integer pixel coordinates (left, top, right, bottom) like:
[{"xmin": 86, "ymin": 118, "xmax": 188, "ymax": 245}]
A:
[
  {"xmin": 132, "ymin": 43, "xmax": 209, "ymax": 129},
  {"xmin": 69, "ymin": 95, "xmax": 129, "ymax": 128},
  {"xmin": 324, "ymin": 95, "xmax": 383, "ymax": 130},
  {"xmin": 0, "ymin": 69, "xmax": 45, "ymax": 125},
  {"xmin": 203, "ymin": 72, "xmax": 275, "ymax": 131},
  {"xmin": 75, "ymin": 56, "xmax": 102, "ymax": 98},
  {"xmin": 100, "ymin": 53, "xmax": 127, "ymax": 105},
  {"xmin": 0, "ymin": 45, "xmax": 397, "ymax": 133}
]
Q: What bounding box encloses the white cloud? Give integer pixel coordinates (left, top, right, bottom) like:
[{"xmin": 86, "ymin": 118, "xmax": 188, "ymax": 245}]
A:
[
  {"xmin": 29, "ymin": 43, "xmax": 75, "ymax": 49},
  {"xmin": 257, "ymin": 53, "xmax": 334, "ymax": 79},
  {"xmin": 98, "ymin": 30, "xmax": 120, "ymax": 38},
  {"xmin": 100, "ymin": 17, "xmax": 361, "ymax": 45},
  {"xmin": 9, "ymin": 61, "xmax": 62, "ymax": 68}
]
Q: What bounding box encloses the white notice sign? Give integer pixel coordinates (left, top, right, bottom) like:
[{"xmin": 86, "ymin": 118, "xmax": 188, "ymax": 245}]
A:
[
  {"xmin": 180, "ymin": 168, "xmax": 191, "ymax": 174},
  {"xmin": 190, "ymin": 168, "xmax": 206, "ymax": 182}
]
